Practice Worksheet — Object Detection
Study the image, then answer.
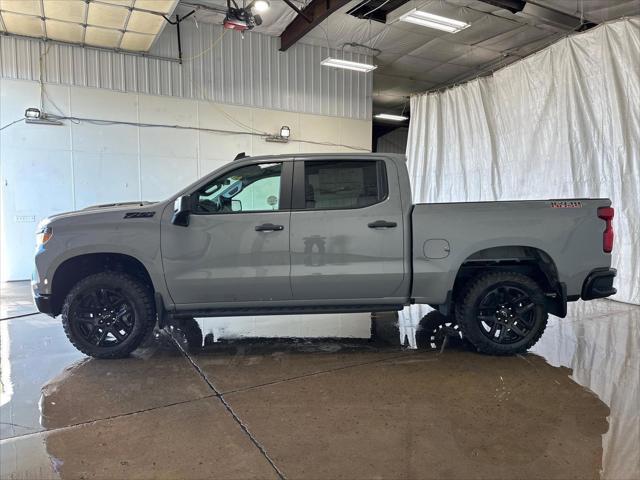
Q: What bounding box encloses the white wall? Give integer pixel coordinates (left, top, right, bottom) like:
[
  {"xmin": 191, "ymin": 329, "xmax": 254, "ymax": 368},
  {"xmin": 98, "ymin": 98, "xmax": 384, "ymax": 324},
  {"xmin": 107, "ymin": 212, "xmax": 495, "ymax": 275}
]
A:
[
  {"xmin": 0, "ymin": 78, "xmax": 371, "ymax": 282},
  {"xmin": 0, "ymin": 78, "xmax": 373, "ymax": 339}
]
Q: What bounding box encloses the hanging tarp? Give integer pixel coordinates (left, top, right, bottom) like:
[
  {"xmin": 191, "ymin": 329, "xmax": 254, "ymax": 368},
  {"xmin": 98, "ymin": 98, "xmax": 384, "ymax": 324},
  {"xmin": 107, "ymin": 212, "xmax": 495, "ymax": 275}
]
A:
[{"xmin": 405, "ymin": 17, "xmax": 640, "ymax": 311}]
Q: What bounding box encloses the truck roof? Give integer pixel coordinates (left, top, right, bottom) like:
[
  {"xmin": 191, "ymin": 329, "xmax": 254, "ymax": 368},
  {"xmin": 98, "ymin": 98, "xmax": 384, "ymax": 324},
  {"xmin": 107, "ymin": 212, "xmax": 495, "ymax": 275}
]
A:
[{"xmin": 235, "ymin": 152, "xmax": 407, "ymax": 162}]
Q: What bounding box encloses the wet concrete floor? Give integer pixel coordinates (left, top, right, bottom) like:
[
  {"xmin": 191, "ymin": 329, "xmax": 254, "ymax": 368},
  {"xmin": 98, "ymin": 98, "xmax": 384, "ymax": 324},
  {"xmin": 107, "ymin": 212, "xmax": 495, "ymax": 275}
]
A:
[{"xmin": 1, "ymin": 281, "xmax": 638, "ymax": 479}]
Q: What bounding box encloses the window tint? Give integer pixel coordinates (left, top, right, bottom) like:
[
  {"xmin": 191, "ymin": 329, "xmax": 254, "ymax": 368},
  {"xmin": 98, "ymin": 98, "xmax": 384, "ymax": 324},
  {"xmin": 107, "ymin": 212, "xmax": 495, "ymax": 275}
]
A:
[
  {"xmin": 195, "ymin": 163, "xmax": 282, "ymax": 214},
  {"xmin": 303, "ymin": 160, "xmax": 387, "ymax": 210}
]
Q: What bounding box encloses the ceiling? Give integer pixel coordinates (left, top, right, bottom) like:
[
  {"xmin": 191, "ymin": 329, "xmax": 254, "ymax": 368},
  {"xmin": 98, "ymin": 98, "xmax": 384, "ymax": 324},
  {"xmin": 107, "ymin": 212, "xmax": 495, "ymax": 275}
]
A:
[
  {"xmin": 177, "ymin": 0, "xmax": 640, "ymax": 119},
  {"xmin": 0, "ymin": 0, "xmax": 179, "ymax": 51},
  {"xmin": 1, "ymin": 0, "xmax": 637, "ymax": 117}
]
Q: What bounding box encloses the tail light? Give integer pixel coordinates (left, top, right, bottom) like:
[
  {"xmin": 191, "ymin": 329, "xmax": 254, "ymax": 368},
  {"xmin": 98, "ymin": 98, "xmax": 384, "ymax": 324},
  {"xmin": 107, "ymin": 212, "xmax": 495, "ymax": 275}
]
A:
[{"xmin": 598, "ymin": 207, "xmax": 614, "ymax": 253}]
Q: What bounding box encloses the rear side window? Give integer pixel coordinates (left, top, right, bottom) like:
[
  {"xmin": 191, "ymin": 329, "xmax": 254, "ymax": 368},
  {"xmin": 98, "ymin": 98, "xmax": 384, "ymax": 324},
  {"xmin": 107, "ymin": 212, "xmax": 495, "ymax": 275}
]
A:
[{"xmin": 303, "ymin": 160, "xmax": 387, "ymax": 210}]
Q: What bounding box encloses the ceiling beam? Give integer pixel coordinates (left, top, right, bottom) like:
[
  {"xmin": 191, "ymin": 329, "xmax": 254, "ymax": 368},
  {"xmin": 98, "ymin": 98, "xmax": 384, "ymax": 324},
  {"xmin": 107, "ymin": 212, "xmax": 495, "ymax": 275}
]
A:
[
  {"xmin": 476, "ymin": 0, "xmax": 526, "ymax": 14},
  {"xmin": 279, "ymin": 0, "xmax": 351, "ymax": 51}
]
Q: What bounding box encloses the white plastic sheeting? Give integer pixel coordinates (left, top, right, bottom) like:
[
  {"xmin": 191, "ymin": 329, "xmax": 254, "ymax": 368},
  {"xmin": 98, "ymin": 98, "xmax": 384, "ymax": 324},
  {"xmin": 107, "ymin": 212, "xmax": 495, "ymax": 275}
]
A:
[{"xmin": 400, "ymin": 17, "xmax": 640, "ymax": 344}]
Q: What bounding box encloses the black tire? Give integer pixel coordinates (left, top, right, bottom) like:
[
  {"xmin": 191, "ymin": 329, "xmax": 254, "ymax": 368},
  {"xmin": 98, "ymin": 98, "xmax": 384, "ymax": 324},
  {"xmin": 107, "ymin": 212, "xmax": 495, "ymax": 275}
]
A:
[
  {"xmin": 455, "ymin": 271, "xmax": 548, "ymax": 355},
  {"xmin": 415, "ymin": 311, "xmax": 464, "ymax": 350},
  {"xmin": 169, "ymin": 317, "xmax": 203, "ymax": 353},
  {"xmin": 61, "ymin": 272, "xmax": 156, "ymax": 359}
]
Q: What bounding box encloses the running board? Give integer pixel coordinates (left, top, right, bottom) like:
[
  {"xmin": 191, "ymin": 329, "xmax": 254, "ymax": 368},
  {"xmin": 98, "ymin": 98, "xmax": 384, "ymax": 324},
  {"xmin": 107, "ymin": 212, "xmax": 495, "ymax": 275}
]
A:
[{"xmin": 169, "ymin": 304, "xmax": 404, "ymax": 319}]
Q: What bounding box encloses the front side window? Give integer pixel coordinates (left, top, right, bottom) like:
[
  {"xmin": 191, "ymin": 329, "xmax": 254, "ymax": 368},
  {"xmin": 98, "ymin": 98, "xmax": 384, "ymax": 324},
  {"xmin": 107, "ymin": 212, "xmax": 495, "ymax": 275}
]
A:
[
  {"xmin": 304, "ymin": 160, "xmax": 387, "ymax": 210},
  {"xmin": 195, "ymin": 163, "xmax": 282, "ymax": 214}
]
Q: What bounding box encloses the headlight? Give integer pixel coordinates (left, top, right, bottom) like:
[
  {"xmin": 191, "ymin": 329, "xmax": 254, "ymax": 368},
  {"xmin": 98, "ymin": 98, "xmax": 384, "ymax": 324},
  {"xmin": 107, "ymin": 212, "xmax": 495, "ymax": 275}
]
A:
[{"xmin": 36, "ymin": 226, "xmax": 53, "ymax": 246}]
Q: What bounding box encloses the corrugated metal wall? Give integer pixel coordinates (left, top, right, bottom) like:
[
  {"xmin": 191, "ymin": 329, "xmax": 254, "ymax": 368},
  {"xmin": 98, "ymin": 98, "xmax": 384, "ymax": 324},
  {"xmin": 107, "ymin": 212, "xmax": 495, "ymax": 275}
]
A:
[{"xmin": 0, "ymin": 21, "xmax": 372, "ymax": 120}]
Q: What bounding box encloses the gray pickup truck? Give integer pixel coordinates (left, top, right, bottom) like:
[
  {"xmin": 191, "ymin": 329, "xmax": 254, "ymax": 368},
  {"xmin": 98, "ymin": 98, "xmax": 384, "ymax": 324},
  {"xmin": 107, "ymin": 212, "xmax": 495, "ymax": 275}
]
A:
[{"xmin": 32, "ymin": 153, "xmax": 616, "ymax": 358}]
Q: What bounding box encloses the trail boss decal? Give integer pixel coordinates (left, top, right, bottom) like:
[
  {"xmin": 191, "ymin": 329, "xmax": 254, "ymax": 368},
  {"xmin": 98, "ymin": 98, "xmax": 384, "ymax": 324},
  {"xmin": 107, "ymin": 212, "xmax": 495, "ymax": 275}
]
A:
[{"xmin": 550, "ymin": 201, "xmax": 583, "ymax": 208}]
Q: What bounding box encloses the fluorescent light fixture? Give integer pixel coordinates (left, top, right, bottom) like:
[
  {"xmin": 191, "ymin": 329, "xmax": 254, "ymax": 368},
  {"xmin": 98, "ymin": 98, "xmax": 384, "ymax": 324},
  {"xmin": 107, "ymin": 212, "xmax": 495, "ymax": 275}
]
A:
[
  {"xmin": 321, "ymin": 57, "xmax": 377, "ymax": 73},
  {"xmin": 253, "ymin": 0, "xmax": 271, "ymax": 13},
  {"xmin": 399, "ymin": 9, "xmax": 470, "ymax": 33},
  {"xmin": 375, "ymin": 113, "xmax": 408, "ymax": 121}
]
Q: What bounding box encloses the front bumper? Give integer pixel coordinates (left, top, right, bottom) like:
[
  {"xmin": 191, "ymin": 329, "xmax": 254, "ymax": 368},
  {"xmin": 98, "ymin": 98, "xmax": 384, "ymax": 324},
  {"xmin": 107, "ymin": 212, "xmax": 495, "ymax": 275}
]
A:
[
  {"xmin": 32, "ymin": 273, "xmax": 55, "ymax": 317},
  {"xmin": 33, "ymin": 292, "xmax": 55, "ymax": 316},
  {"xmin": 582, "ymin": 268, "xmax": 617, "ymax": 300}
]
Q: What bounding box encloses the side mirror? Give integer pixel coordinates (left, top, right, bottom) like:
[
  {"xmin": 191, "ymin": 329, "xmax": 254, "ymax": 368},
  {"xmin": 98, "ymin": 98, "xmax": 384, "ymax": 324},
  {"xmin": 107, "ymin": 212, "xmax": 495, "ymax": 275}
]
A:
[
  {"xmin": 172, "ymin": 195, "xmax": 192, "ymax": 227},
  {"xmin": 231, "ymin": 199, "xmax": 242, "ymax": 212}
]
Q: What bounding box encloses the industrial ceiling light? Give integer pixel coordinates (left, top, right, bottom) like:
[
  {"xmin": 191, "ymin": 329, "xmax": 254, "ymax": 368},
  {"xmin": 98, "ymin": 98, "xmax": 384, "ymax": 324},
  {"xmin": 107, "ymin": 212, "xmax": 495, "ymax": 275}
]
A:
[
  {"xmin": 280, "ymin": 125, "xmax": 291, "ymax": 138},
  {"xmin": 398, "ymin": 9, "xmax": 470, "ymax": 33},
  {"xmin": 225, "ymin": 0, "xmax": 263, "ymax": 31},
  {"xmin": 375, "ymin": 113, "xmax": 408, "ymax": 121},
  {"xmin": 321, "ymin": 58, "xmax": 377, "ymax": 73},
  {"xmin": 252, "ymin": 0, "xmax": 271, "ymax": 13}
]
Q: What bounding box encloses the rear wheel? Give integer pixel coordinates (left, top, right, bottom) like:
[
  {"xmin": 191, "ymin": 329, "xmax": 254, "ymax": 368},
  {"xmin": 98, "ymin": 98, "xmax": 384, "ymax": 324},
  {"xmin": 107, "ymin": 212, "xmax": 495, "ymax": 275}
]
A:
[
  {"xmin": 455, "ymin": 271, "xmax": 548, "ymax": 355},
  {"xmin": 61, "ymin": 272, "xmax": 155, "ymax": 359}
]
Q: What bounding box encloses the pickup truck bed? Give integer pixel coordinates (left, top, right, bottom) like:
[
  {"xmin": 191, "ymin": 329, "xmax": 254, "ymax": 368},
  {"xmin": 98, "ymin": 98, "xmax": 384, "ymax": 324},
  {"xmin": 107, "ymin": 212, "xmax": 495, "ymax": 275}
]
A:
[{"xmin": 411, "ymin": 199, "xmax": 612, "ymax": 308}]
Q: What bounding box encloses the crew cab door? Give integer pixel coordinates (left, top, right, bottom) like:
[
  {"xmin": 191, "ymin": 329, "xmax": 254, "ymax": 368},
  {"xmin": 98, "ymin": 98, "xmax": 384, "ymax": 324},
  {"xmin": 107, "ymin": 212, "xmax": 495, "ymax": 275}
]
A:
[
  {"xmin": 289, "ymin": 157, "xmax": 405, "ymax": 301},
  {"xmin": 161, "ymin": 160, "xmax": 293, "ymax": 306}
]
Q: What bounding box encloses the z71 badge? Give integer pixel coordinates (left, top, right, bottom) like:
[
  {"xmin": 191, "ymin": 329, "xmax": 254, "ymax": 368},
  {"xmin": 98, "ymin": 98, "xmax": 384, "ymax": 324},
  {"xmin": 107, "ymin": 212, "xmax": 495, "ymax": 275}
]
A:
[{"xmin": 550, "ymin": 201, "xmax": 583, "ymax": 208}]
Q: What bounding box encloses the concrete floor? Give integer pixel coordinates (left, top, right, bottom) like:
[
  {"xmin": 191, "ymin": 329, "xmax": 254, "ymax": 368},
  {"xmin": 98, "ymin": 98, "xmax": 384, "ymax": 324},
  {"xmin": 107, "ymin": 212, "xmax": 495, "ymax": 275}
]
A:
[{"xmin": 0, "ymin": 282, "xmax": 638, "ymax": 480}]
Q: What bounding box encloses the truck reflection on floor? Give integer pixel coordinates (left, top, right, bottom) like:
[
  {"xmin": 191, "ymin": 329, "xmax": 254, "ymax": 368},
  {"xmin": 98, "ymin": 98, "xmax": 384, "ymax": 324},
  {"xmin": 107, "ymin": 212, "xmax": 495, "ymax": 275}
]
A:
[{"xmin": 35, "ymin": 324, "xmax": 612, "ymax": 480}]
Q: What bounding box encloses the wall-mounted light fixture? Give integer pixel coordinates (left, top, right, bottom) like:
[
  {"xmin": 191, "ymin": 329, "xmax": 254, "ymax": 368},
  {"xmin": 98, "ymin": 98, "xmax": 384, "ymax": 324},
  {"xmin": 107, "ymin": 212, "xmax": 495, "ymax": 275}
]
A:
[
  {"xmin": 25, "ymin": 108, "xmax": 42, "ymax": 119},
  {"xmin": 265, "ymin": 125, "xmax": 291, "ymax": 143},
  {"xmin": 24, "ymin": 107, "xmax": 63, "ymax": 126}
]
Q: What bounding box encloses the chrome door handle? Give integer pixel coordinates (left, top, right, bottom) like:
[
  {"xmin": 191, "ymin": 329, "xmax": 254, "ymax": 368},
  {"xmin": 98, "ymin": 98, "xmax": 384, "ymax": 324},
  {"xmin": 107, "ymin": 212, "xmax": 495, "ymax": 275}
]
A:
[{"xmin": 255, "ymin": 223, "xmax": 284, "ymax": 232}]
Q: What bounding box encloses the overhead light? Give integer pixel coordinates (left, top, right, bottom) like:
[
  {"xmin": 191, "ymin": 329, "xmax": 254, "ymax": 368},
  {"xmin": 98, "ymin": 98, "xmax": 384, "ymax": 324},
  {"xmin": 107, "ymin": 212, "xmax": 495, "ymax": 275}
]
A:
[
  {"xmin": 398, "ymin": 9, "xmax": 470, "ymax": 33},
  {"xmin": 252, "ymin": 0, "xmax": 271, "ymax": 13},
  {"xmin": 321, "ymin": 57, "xmax": 377, "ymax": 73},
  {"xmin": 280, "ymin": 126, "xmax": 291, "ymax": 138},
  {"xmin": 375, "ymin": 113, "xmax": 408, "ymax": 121}
]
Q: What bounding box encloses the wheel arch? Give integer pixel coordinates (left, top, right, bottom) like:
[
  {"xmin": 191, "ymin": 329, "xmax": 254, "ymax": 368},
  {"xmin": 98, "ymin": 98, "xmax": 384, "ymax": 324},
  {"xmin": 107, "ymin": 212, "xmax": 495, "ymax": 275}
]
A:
[
  {"xmin": 49, "ymin": 253, "xmax": 156, "ymax": 316},
  {"xmin": 446, "ymin": 245, "xmax": 566, "ymax": 317}
]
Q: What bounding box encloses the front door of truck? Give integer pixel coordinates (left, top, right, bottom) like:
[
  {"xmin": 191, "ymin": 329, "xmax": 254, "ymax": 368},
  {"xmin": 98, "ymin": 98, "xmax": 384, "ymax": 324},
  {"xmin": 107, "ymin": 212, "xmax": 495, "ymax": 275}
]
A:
[
  {"xmin": 161, "ymin": 160, "xmax": 293, "ymax": 306},
  {"xmin": 289, "ymin": 158, "xmax": 405, "ymax": 301}
]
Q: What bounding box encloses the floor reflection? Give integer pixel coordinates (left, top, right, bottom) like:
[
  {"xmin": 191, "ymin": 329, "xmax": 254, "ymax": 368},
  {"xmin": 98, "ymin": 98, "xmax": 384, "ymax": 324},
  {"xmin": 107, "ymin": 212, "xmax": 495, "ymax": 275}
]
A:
[
  {"xmin": 531, "ymin": 301, "xmax": 640, "ymax": 480},
  {"xmin": 0, "ymin": 281, "xmax": 638, "ymax": 479}
]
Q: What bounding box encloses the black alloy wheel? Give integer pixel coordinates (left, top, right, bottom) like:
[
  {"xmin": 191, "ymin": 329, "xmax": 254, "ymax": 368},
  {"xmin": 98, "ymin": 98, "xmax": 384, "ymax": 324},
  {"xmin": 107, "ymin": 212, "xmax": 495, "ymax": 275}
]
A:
[
  {"xmin": 476, "ymin": 285, "xmax": 537, "ymax": 344},
  {"xmin": 62, "ymin": 272, "xmax": 156, "ymax": 359},
  {"xmin": 455, "ymin": 271, "xmax": 548, "ymax": 355},
  {"xmin": 73, "ymin": 288, "xmax": 135, "ymax": 347}
]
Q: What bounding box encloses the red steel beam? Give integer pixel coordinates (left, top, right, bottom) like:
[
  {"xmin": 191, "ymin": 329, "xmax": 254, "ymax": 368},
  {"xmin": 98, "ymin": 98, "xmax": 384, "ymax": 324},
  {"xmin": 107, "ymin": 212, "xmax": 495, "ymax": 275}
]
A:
[{"xmin": 279, "ymin": 0, "xmax": 351, "ymax": 51}]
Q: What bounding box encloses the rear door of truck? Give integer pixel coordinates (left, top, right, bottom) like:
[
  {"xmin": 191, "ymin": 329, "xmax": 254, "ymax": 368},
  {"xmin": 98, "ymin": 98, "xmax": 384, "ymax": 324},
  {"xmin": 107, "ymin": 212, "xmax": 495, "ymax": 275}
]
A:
[{"xmin": 288, "ymin": 156, "xmax": 406, "ymax": 302}]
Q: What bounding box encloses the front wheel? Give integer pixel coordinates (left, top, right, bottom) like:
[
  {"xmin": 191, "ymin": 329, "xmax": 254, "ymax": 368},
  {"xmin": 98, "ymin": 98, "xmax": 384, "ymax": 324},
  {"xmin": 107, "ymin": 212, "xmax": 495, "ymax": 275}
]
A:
[
  {"xmin": 455, "ymin": 271, "xmax": 548, "ymax": 355},
  {"xmin": 61, "ymin": 272, "xmax": 156, "ymax": 359}
]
